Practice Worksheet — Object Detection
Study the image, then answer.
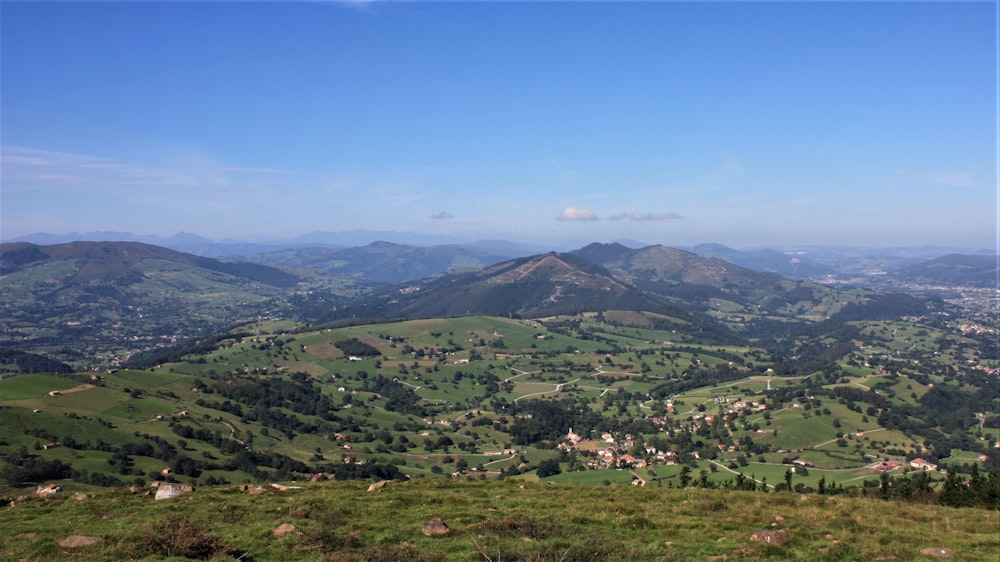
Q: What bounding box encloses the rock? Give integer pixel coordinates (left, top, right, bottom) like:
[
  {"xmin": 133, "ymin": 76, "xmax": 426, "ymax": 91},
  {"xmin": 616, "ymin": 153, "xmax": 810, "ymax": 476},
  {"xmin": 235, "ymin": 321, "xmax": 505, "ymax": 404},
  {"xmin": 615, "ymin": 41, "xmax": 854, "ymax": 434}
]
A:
[
  {"xmin": 58, "ymin": 535, "xmax": 102, "ymax": 548},
  {"xmin": 919, "ymin": 547, "xmax": 953, "ymax": 558},
  {"xmin": 367, "ymin": 480, "xmax": 390, "ymax": 492},
  {"xmin": 154, "ymin": 482, "xmax": 193, "ymax": 500},
  {"xmin": 750, "ymin": 529, "xmax": 790, "ymax": 546},
  {"xmin": 36, "ymin": 484, "xmax": 61, "ymax": 496},
  {"xmin": 422, "ymin": 517, "xmax": 451, "ymax": 536},
  {"xmin": 72, "ymin": 492, "xmax": 88, "ymax": 501},
  {"xmin": 272, "ymin": 523, "xmax": 301, "ymax": 538}
]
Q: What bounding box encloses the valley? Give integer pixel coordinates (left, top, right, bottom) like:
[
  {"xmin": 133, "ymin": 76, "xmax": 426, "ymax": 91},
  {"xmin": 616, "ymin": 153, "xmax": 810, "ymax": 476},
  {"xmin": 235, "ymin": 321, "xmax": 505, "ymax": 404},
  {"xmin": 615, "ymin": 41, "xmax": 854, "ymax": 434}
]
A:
[
  {"xmin": 0, "ymin": 240, "xmax": 996, "ymax": 501},
  {"xmin": 0, "ymin": 239, "xmax": 997, "ymax": 560},
  {"xmin": 1, "ymin": 313, "xmax": 996, "ymax": 499}
]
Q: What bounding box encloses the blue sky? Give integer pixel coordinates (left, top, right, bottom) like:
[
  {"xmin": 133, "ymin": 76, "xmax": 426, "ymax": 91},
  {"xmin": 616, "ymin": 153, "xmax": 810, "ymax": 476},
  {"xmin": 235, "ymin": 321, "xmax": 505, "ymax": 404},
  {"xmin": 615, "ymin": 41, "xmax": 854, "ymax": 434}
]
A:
[{"xmin": 2, "ymin": 1, "xmax": 996, "ymax": 249}]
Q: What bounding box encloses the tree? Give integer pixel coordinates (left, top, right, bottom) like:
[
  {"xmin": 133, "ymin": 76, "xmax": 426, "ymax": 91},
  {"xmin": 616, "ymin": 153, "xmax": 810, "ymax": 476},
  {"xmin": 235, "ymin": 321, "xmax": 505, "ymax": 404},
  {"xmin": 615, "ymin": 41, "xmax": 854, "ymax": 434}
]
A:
[
  {"xmin": 879, "ymin": 472, "xmax": 892, "ymax": 500},
  {"xmin": 939, "ymin": 470, "xmax": 968, "ymax": 507},
  {"xmin": 679, "ymin": 465, "xmax": 692, "ymax": 488},
  {"xmin": 536, "ymin": 458, "xmax": 562, "ymax": 478}
]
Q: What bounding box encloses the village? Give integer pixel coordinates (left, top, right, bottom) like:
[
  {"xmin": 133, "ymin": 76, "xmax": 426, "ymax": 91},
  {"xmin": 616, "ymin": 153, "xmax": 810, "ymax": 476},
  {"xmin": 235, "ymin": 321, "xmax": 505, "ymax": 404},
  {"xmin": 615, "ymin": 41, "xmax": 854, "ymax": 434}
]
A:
[{"xmin": 557, "ymin": 395, "xmax": 771, "ymax": 472}]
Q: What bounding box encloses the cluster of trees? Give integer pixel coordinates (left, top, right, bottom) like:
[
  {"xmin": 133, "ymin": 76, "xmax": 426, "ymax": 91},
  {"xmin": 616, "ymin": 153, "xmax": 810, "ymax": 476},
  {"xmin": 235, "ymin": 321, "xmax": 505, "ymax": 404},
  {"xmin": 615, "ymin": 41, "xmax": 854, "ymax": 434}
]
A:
[
  {"xmin": 648, "ymin": 363, "xmax": 747, "ymax": 399},
  {"xmin": 937, "ymin": 465, "xmax": 1000, "ymax": 509},
  {"xmin": 0, "ymin": 348, "xmax": 73, "ymax": 374},
  {"xmin": 208, "ymin": 372, "xmax": 337, "ymax": 419},
  {"xmin": 370, "ymin": 375, "xmax": 425, "ymax": 417},
  {"xmin": 663, "ymin": 462, "xmax": 999, "ymax": 510},
  {"xmin": 830, "ymin": 292, "xmax": 935, "ymax": 322},
  {"xmin": 334, "ymin": 338, "xmax": 381, "ymax": 357},
  {"xmin": 0, "ymin": 446, "xmax": 73, "ymax": 485},
  {"xmin": 508, "ymin": 399, "xmax": 605, "ymax": 445}
]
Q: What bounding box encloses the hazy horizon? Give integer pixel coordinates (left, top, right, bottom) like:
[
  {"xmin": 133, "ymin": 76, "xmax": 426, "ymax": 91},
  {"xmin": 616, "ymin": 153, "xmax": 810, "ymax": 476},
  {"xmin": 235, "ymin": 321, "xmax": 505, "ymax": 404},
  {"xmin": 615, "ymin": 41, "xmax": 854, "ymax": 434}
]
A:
[
  {"xmin": 5, "ymin": 227, "xmax": 997, "ymax": 256},
  {"xmin": 2, "ymin": 1, "xmax": 996, "ymax": 249}
]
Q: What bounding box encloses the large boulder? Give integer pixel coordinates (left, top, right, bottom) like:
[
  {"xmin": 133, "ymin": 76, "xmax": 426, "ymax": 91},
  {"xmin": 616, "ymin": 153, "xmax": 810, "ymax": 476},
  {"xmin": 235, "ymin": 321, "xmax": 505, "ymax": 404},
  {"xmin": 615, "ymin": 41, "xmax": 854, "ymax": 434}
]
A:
[
  {"xmin": 367, "ymin": 480, "xmax": 390, "ymax": 492},
  {"xmin": 272, "ymin": 524, "xmax": 302, "ymax": 538},
  {"xmin": 919, "ymin": 547, "xmax": 953, "ymax": 558},
  {"xmin": 422, "ymin": 517, "xmax": 451, "ymax": 537},
  {"xmin": 58, "ymin": 535, "xmax": 102, "ymax": 548},
  {"xmin": 154, "ymin": 482, "xmax": 194, "ymax": 500},
  {"xmin": 750, "ymin": 529, "xmax": 790, "ymax": 546}
]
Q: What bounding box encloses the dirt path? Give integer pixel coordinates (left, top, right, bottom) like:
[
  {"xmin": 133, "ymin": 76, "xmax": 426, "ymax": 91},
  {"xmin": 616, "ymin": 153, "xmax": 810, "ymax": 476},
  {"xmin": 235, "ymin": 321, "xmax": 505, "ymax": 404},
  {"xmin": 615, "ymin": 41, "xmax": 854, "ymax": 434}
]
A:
[{"xmin": 57, "ymin": 384, "xmax": 95, "ymax": 394}]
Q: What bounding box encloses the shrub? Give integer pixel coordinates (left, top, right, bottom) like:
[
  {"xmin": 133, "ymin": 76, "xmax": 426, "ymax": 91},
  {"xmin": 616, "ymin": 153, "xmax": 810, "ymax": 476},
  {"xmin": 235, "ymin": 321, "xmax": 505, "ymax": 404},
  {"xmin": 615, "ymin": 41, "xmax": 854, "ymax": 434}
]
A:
[{"xmin": 126, "ymin": 516, "xmax": 236, "ymax": 560}]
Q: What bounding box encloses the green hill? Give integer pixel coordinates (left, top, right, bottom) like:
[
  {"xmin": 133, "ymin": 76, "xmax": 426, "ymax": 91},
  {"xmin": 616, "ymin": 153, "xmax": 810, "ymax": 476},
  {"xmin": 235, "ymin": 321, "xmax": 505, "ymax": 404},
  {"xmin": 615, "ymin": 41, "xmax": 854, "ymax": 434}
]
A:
[
  {"xmin": 890, "ymin": 253, "xmax": 999, "ymax": 288},
  {"xmin": 2, "ymin": 315, "xmax": 996, "ymax": 505},
  {"xmin": 0, "ymin": 241, "xmax": 355, "ymax": 370}
]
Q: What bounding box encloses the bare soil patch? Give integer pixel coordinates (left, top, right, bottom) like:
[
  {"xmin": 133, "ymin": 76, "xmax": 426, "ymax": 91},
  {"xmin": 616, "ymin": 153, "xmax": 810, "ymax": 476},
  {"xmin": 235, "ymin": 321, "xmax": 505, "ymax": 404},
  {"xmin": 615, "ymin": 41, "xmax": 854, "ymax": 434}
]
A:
[{"xmin": 59, "ymin": 383, "xmax": 95, "ymax": 394}]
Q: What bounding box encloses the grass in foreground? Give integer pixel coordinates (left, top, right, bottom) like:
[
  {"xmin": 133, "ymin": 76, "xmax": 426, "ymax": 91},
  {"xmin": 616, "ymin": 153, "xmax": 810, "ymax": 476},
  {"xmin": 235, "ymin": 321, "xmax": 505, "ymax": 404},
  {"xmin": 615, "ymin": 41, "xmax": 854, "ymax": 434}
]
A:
[{"xmin": 2, "ymin": 479, "xmax": 998, "ymax": 561}]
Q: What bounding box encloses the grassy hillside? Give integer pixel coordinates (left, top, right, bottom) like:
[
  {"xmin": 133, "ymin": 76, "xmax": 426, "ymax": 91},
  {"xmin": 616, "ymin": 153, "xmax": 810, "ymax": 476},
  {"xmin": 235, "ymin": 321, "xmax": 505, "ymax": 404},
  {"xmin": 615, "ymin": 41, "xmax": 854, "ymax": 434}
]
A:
[
  {"xmin": 1, "ymin": 479, "xmax": 997, "ymax": 561},
  {"xmin": 2, "ymin": 314, "xmax": 996, "ymax": 502}
]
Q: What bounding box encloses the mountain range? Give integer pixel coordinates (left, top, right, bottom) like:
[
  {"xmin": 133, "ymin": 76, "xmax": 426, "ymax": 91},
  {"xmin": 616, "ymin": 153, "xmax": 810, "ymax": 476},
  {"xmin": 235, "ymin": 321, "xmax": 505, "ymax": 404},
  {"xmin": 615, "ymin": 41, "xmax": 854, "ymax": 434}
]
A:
[
  {"xmin": 3, "ymin": 230, "xmax": 546, "ymax": 258},
  {"xmin": 0, "ymin": 237, "xmax": 983, "ymax": 370},
  {"xmin": 6, "ymin": 230, "xmax": 991, "ymax": 278},
  {"xmin": 244, "ymin": 241, "xmax": 532, "ymax": 284}
]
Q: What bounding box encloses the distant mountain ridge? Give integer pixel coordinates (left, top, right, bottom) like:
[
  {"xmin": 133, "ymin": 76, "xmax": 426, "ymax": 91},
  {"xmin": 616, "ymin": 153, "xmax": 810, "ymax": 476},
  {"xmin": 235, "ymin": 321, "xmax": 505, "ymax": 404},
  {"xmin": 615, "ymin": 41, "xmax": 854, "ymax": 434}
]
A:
[
  {"xmin": 687, "ymin": 243, "xmax": 838, "ymax": 279},
  {"xmin": 8, "ymin": 230, "xmax": 991, "ymax": 269},
  {"xmin": 0, "ymin": 241, "xmax": 300, "ymax": 287},
  {"xmin": 244, "ymin": 241, "xmax": 536, "ymax": 284},
  {"xmin": 889, "ymin": 254, "xmax": 998, "ymax": 288},
  {"xmin": 318, "ymin": 241, "xmax": 940, "ymax": 349},
  {"xmin": 327, "ymin": 250, "xmax": 685, "ymax": 324},
  {"xmin": 0, "ymin": 241, "xmax": 311, "ymax": 369},
  {"xmin": 0, "ymin": 238, "xmax": 963, "ymax": 369},
  {"xmin": 576, "ymin": 243, "xmax": 771, "ymax": 287},
  {"xmin": 5, "ymin": 230, "xmax": 545, "ymax": 258}
]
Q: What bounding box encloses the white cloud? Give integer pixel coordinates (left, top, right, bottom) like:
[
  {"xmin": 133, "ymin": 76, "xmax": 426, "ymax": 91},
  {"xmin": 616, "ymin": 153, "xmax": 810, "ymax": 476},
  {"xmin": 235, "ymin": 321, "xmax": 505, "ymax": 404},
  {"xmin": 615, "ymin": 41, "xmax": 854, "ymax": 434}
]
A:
[
  {"xmin": 607, "ymin": 211, "xmax": 684, "ymax": 221},
  {"xmin": 629, "ymin": 212, "xmax": 684, "ymax": 221},
  {"xmin": 556, "ymin": 207, "xmax": 598, "ymax": 221}
]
